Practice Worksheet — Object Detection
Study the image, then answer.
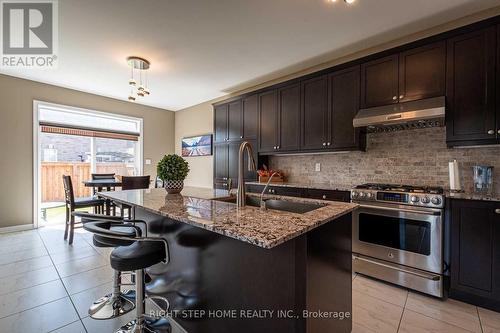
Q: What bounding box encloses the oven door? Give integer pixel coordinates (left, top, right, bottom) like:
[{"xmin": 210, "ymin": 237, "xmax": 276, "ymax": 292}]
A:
[{"xmin": 353, "ymin": 203, "xmax": 443, "ymax": 274}]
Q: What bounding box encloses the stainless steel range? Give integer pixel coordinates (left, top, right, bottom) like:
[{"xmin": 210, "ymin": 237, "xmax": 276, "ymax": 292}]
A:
[{"xmin": 351, "ymin": 183, "xmax": 445, "ymax": 297}]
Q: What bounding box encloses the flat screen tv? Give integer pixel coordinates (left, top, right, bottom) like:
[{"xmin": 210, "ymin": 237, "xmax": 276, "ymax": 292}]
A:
[{"xmin": 181, "ymin": 134, "xmax": 213, "ymax": 157}]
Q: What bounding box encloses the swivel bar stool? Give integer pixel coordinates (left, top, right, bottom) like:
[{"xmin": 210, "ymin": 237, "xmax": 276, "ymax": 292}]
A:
[
  {"xmin": 73, "ymin": 212, "xmax": 141, "ymax": 319},
  {"xmin": 83, "ymin": 219, "xmax": 172, "ymax": 333}
]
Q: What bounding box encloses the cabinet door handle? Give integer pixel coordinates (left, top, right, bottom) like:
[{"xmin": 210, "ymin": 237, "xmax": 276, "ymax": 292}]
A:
[
  {"xmin": 399, "ymin": 95, "xmax": 404, "ymax": 99},
  {"xmin": 277, "ymin": 146, "xmax": 280, "ymax": 149},
  {"xmin": 498, "ymin": 129, "xmax": 500, "ymax": 135},
  {"xmin": 322, "ymin": 195, "xmax": 327, "ymax": 199},
  {"xmin": 495, "ymin": 209, "xmax": 500, "ymax": 214},
  {"xmin": 392, "ymin": 96, "xmax": 397, "ymax": 101},
  {"xmin": 240, "ymin": 136, "xmax": 243, "ymax": 139},
  {"xmin": 487, "ymin": 130, "xmax": 495, "ymax": 135},
  {"xmin": 322, "ymin": 142, "xmax": 326, "ymax": 146},
  {"xmin": 327, "ymin": 142, "xmax": 331, "ymax": 146}
]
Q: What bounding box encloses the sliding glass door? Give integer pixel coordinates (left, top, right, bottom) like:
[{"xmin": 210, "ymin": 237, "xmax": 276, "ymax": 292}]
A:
[{"xmin": 34, "ymin": 101, "xmax": 143, "ymax": 226}]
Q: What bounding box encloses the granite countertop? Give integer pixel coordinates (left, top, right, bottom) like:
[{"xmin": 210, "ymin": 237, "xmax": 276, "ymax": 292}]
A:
[
  {"xmin": 99, "ymin": 186, "xmax": 358, "ymax": 249},
  {"xmin": 446, "ymin": 191, "xmax": 500, "ymax": 202},
  {"xmin": 245, "ymin": 181, "xmax": 352, "ymax": 192}
]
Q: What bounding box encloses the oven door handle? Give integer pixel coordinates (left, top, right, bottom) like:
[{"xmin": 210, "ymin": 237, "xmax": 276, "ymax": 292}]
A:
[
  {"xmin": 353, "ymin": 256, "xmax": 441, "ymax": 281},
  {"xmin": 357, "ymin": 204, "xmax": 442, "ymax": 216}
]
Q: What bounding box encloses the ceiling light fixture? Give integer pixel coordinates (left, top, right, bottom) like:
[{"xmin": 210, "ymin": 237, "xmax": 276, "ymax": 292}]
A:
[
  {"xmin": 127, "ymin": 56, "xmax": 151, "ymax": 102},
  {"xmin": 327, "ymin": 0, "xmax": 356, "ymax": 4}
]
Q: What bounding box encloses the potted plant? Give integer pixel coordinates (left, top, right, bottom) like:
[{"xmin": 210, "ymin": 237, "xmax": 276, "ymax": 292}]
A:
[{"xmin": 157, "ymin": 154, "xmax": 190, "ymax": 194}]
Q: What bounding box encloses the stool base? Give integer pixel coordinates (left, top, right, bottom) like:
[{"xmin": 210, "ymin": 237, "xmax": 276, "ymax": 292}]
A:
[
  {"xmin": 89, "ymin": 290, "xmax": 135, "ymax": 320},
  {"xmin": 116, "ymin": 316, "xmax": 171, "ymax": 333}
]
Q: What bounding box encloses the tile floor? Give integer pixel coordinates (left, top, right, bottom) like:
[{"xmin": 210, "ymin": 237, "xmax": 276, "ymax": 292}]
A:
[{"xmin": 0, "ymin": 226, "xmax": 499, "ymax": 333}]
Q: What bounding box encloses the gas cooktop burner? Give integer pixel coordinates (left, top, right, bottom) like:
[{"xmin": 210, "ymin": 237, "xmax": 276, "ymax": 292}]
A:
[{"xmin": 354, "ymin": 183, "xmax": 444, "ymax": 195}]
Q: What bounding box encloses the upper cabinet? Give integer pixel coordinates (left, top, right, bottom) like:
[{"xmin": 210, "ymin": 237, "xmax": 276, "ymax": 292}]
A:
[
  {"xmin": 361, "ymin": 54, "xmax": 399, "ymax": 108},
  {"xmin": 214, "ymin": 104, "xmax": 228, "ymax": 143},
  {"xmin": 258, "ymin": 89, "xmax": 279, "ymax": 152},
  {"xmin": 214, "ymin": 95, "xmax": 259, "ymax": 144},
  {"xmin": 399, "ymin": 42, "xmax": 446, "ymax": 102},
  {"xmin": 278, "ymin": 84, "xmax": 301, "ymax": 151},
  {"xmin": 446, "ymin": 27, "xmax": 497, "ymax": 145},
  {"xmin": 242, "ymin": 95, "xmax": 258, "ymax": 140},
  {"xmin": 258, "ymin": 86, "xmax": 301, "ymax": 153},
  {"xmin": 360, "ymin": 41, "xmax": 446, "ymax": 108},
  {"xmin": 301, "ymin": 75, "xmax": 330, "ymax": 150},
  {"xmin": 227, "ymin": 100, "xmax": 242, "ymax": 141},
  {"xmin": 329, "ymin": 66, "xmax": 364, "ymax": 150}
]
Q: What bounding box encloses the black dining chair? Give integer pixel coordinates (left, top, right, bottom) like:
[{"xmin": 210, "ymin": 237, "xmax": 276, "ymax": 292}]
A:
[
  {"xmin": 62, "ymin": 175, "xmax": 105, "ymax": 244},
  {"xmin": 91, "ymin": 173, "xmax": 116, "ymax": 193},
  {"xmin": 115, "ymin": 175, "xmax": 151, "ymax": 219},
  {"xmin": 92, "ymin": 173, "xmax": 117, "ymax": 214}
]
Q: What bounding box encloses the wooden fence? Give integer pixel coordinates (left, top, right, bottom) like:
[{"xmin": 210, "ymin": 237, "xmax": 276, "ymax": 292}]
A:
[{"xmin": 41, "ymin": 162, "xmax": 135, "ymax": 202}]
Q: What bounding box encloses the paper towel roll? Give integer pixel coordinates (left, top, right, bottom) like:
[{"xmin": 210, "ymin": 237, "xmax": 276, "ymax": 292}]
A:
[{"xmin": 449, "ymin": 160, "xmax": 461, "ymax": 191}]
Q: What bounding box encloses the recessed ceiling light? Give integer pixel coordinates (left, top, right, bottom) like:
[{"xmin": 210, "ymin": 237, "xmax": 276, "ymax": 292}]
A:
[{"xmin": 344, "ymin": 0, "xmax": 356, "ymax": 4}]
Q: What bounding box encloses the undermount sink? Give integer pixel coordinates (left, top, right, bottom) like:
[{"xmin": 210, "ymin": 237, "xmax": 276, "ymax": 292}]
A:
[{"xmin": 215, "ymin": 196, "xmax": 324, "ymax": 214}]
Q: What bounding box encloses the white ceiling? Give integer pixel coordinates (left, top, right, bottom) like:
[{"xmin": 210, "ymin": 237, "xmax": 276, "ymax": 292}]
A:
[{"xmin": 1, "ymin": 0, "xmax": 499, "ymax": 111}]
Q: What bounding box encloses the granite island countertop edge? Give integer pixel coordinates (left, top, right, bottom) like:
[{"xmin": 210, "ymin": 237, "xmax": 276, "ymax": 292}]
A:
[{"xmin": 98, "ymin": 188, "xmax": 358, "ymax": 249}]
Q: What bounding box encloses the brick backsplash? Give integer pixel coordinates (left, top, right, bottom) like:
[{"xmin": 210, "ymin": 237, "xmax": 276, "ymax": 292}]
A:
[{"xmin": 269, "ymin": 127, "xmax": 500, "ymax": 193}]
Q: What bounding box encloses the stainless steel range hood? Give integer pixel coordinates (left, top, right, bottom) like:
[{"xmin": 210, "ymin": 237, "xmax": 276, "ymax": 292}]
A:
[{"xmin": 353, "ymin": 96, "xmax": 445, "ymax": 132}]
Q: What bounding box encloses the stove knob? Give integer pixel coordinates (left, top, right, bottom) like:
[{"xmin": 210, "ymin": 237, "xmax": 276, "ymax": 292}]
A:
[
  {"xmin": 366, "ymin": 192, "xmax": 373, "ymax": 199},
  {"xmin": 351, "ymin": 191, "xmax": 358, "ymax": 199},
  {"xmin": 421, "ymin": 196, "xmax": 430, "ymax": 204},
  {"xmin": 431, "ymin": 197, "xmax": 442, "ymax": 205},
  {"xmin": 358, "ymin": 192, "xmax": 366, "ymax": 198},
  {"xmin": 410, "ymin": 195, "xmax": 419, "ymax": 203}
]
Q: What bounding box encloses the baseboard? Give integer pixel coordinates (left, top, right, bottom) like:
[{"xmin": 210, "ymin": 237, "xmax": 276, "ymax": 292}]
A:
[{"xmin": 0, "ymin": 224, "xmax": 34, "ymax": 234}]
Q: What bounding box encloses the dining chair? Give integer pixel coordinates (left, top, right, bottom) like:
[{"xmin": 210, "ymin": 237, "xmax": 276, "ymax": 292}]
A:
[
  {"xmin": 62, "ymin": 175, "xmax": 106, "ymax": 244},
  {"xmin": 116, "ymin": 175, "xmax": 151, "ymax": 219},
  {"xmin": 92, "ymin": 173, "xmax": 117, "ymax": 214}
]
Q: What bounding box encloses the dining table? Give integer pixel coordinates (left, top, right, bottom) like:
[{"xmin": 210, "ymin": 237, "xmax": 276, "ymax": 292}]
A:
[{"xmin": 83, "ymin": 178, "xmax": 122, "ymax": 215}]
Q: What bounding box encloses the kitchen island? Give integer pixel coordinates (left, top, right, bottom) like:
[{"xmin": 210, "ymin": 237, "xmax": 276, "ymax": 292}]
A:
[{"xmin": 100, "ymin": 187, "xmax": 357, "ymax": 333}]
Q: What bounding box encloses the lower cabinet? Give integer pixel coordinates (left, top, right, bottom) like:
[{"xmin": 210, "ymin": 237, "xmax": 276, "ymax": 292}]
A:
[
  {"xmin": 246, "ymin": 184, "xmax": 350, "ymax": 203},
  {"xmin": 214, "ymin": 140, "xmax": 258, "ymax": 190},
  {"xmin": 450, "ymin": 199, "xmax": 500, "ymax": 311}
]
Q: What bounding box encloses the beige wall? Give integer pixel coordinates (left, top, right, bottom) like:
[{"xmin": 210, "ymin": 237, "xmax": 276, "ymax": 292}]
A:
[
  {"xmin": 0, "ymin": 74, "xmax": 175, "ymax": 229},
  {"xmin": 174, "ymin": 101, "xmax": 213, "ymax": 188}
]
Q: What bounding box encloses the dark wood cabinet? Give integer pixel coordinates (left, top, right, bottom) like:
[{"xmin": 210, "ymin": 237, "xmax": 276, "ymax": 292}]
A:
[
  {"xmin": 246, "ymin": 184, "xmax": 350, "ymax": 202},
  {"xmin": 258, "ymin": 90, "xmax": 279, "ymax": 152},
  {"xmin": 329, "ymin": 66, "xmax": 362, "ymax": 150},
  {"xmin": 243, "ymin": 94, "xmax": 258, "ymax": 140},
  {"xmin": 361, "ymin": 42, "xmax": 446, "ymax": 108},
  {"xmin": 450, "ymin": 199, "xmax": 500, "ymax": 311},
  {"xmin": 278, "ymin": 84, "xmax": 301, "ymax": 151},
  {"xmin": 399, "ymin": 41, "xmax": 446, "ymax": 102},
  {"xmin": 360, "ymin": 54, "xmax": 399, "ymax": 108},
  {"xmin": 215, "ymin": 140, "xmax": 258, "ymax": 189},
  {"xmin": 214, "ymin": 144, "xmax": 228, "ymax": 183},
  {"xmin": 497, "ymin": 24, "xmax": 500, "ymax": 140},
  {"xmin": 446, "ymin": 27, "xmax": 497, "ymax": 144},
  {"xmin": 227, "ymin": 100, "xmax": 242, "ymax": 141},
  {"xmin": 301, "ymin": 76, "xmax": 329, "ymax": 150},
  {"xmin": 214, "ymin": 104, "xmax": 228, "ymax": 143}
]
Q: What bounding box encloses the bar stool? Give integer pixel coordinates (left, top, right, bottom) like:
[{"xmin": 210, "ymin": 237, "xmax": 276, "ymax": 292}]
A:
[
  {"xmin": 82, "ymin": 219, "xmax": 172, "ymax": 333},
  {"xmin": 74, "ymin": 212, "xmax": 139, "ymax": 320}
]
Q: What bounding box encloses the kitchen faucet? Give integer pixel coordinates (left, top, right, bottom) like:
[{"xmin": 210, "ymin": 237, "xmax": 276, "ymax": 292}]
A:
[
  {"xmin": 237, "ymin": 141, "xmax": 257, "ymax": 207},
  {"xmin": 260, "ymin": 171, "xmax": 279, "ymax": 210}
]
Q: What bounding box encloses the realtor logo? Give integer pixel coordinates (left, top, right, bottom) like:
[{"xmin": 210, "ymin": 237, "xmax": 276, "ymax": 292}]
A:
[{"xmin": 1, "ymin": 0, "xmax": 58, "ymax": 68}]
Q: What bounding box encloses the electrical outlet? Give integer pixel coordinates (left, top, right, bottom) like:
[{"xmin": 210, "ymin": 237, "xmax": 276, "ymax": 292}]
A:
[
  {"xmin": 145, "ymin": 158, "xmax": 152, "ymax": 165},
  {"xmin": 315, "ymin": 163, "xmax": 321, "ymax": 172}
]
